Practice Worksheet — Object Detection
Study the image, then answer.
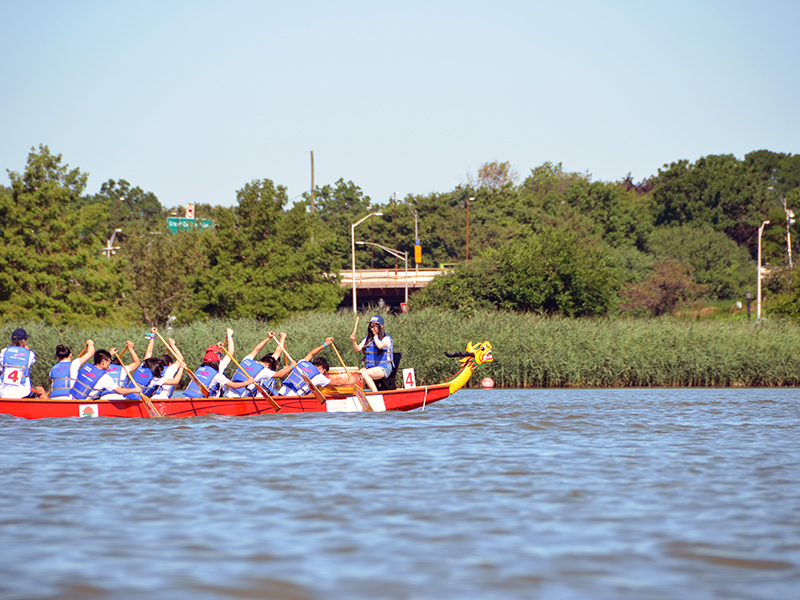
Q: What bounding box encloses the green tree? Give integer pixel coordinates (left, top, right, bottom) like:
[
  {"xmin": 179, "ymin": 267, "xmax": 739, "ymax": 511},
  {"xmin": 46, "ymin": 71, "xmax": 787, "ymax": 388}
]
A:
[
  {"xmin": 0, "ymin": 145, "xmax": 127, "ymax": 325},
  {"xmin": 193, "ymin": 179, "xmax": 343, "ymax": 321},
  {"xmin": 92, "ymin": 179, "xmax": 164, "ymax": 233},
  {"xmin": 413, "ymin": 228, "xmax": 616, "ymax": 316},
  {"xmin": 647, "ymin": 224, "xmax": 752, "ymax": 300},
  {"xmin": 619, "ymin": 259, "xmax": 705, "ymax": 317},
  {"xmin": 119, "ymin": 228, "xmax": 207, "ymax": 326}
]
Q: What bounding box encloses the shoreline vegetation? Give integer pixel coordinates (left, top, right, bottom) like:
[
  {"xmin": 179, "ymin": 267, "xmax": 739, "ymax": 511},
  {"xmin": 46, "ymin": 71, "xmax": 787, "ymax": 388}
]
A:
[{"xmin": 4, "ymin": 309, "xmax": 800, "ymax": 391}]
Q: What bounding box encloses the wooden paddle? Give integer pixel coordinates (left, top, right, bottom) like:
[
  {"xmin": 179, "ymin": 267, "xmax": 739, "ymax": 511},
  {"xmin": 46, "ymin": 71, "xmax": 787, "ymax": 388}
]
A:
[
  {"xmin": 329, "ymin": 341, "xmax": 373, "ymax": 412},
  {"xmin": 272, "ymin": 338, "xmax": 327, "ymax": 405},
  {"xmin": 153, "ymin": 330, "xmax": 210, "ymax": 398},
  {"xmin": 218, "ymin": 345, "xmax": 281, "ymax": 413},
  {"xmin": 352, "ymin": 316, "xmax": 360, "ymax": 337},
  {"xmin": 77, "ymin": 344, "xmax": 89, "ymax": 359},
  {"xmin": 111, "ymin": 349, "xmax": 163, "ymax": 418}
]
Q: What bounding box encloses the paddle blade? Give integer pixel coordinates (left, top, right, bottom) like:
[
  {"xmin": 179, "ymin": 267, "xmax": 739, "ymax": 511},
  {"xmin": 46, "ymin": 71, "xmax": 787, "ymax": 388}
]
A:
[{"xmin": 300, "ymin": 373, "xmax": 326, "ymax": 405}]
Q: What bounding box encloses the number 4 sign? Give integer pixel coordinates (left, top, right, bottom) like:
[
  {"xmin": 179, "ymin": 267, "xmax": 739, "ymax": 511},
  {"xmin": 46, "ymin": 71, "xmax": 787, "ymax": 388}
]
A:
[
  {"xmin": 3, "ymin": 368, "xmax": 23, "ymax": 385},
  {"xmin": 402, "ymin": 368, "xmax": 416, "ymax": 389}
]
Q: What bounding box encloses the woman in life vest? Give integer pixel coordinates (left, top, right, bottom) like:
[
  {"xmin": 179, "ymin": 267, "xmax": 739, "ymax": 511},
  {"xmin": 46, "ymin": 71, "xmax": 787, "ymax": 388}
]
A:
[
  {"xmin": 225, "ymin": 331, "xmax": 290, "ymax": 398},
  {"xmin": 183, "ymin": 329, "xmax": 256, "ymax": 398},
  {"xmin": 49, "ymin": 339, "xmax": 95, "ymax": 398},
  {"xmin": 277, "ymin": 337, "xmax": 354, "ymax": 397},
  {"xmin": 350, "ymin": 315, "xmax": 394, "ymax": 392},
  {"xmin": 70, "ymin": 347, "xmax": 143, "ymax": 400},
  {"xmin": 151, "ymin": 336, "xmax": 185, "ymax": 399},
  {"xmin": 0, "ymin": 328, "xmax": 46, "ymax": 399}
]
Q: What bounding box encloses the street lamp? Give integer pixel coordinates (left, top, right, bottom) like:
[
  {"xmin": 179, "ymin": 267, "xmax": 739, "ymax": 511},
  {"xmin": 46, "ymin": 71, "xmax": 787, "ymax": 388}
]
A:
[
  {"xmin": 351, "ymin": 212, "xmax": 383, "ymax": 313},
  {"xmin": 757, "ymin": 220, "xmax": 770, "ymax": 319},
  {"xmin": 357, "ymin": 241, "xmax": 408, "ymax": 305},
  {"xmin": 404, "ymin": 201, "xmax": 419, "ymax": 273},
  {"xmin": 103, "ymin": 228, "xmax": 122, "ymax": 258}
]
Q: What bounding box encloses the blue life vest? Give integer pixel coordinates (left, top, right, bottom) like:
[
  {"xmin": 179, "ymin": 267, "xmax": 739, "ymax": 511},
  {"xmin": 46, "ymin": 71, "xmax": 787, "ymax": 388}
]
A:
[
  {"xmin": 71, "ymin": 363, "xmax": 108, "ymax": 399},
  {"xmin": 49, "ymin": 362, "xmax": 72, "ymax": 398},
  {"xmin": 183, "ymin": 365, "xmax": 219, "ymax": 398},
  {"xmin": 123, "ymin": 366, "xmax": 156, "ymax": 399},
  {"xmin": 2, "ymin": 347, "xmax": 33, "ymax": 386},
  {"xmin": 364, "ymin": 335, "xmax": 394, "ymax": 371},
  {"xmin": 99, "ymin": 363, "xmax": 125, "ymax": 397},
  {"xmin": 279, "ymin": 360, "xmax": 320, "ymax": 396},
  {"xmin": 229, "ymin": 357, "xmax": 264, "ymax": 397}
]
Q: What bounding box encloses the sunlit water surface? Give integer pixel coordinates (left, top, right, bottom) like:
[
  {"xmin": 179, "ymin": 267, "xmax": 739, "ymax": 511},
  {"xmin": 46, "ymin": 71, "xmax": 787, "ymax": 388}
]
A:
[{"xmin": 1, "ymin": 388, "xmax": 799, "ymax": 600}]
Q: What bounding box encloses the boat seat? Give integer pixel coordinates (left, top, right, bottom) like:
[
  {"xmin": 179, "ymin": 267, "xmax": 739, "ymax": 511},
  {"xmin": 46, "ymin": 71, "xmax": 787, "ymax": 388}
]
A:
[{"xmin": 375, "ymin": 353, "xmax": 402, "ymax": 391}]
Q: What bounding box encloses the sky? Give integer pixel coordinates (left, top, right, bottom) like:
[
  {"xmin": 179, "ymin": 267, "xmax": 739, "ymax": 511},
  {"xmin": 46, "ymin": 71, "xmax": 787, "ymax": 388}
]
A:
[{"xmin": 2, "ymin": 0, "xmax": 799, "ymax": 209}]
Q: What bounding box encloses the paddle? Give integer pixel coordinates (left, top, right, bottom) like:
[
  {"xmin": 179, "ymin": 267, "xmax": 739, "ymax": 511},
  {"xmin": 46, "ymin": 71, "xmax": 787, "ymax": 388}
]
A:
[
  {"xmin": 152, "ymin": 330, "xmax": 210, "ymax": 398},
  {"xmin": 111, "ymin": 349, "xmax": 163, "ymax": 418},
  {"xmin": 77, "ymin": 344, "xmax": 89, "ymax": 359},
  {"xmin": 329, "ymin": 341, "xmax": 373, "ymax": 412},
  {"xmin": 272, "ymin": 338, "xmax": 327, "ymax": 405},
  {"xmin": 218, "ymin": 345, "xmax": 282, "ymax": 412},
  {"xmin": 352, "ymin": 316, "xmax": 360, "ymax": 337}
]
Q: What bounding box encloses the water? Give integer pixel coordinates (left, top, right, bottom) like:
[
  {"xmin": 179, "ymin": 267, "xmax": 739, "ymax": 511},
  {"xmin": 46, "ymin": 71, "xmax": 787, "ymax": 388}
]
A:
[{"xmin": 1, "ymin": 388, "xmax": 798, "ymax": 600}]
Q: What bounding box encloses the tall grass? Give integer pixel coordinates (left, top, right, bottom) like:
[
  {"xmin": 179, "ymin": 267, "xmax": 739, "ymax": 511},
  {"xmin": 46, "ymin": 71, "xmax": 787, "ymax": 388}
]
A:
[{"xmin": 5, "ymin": 309, "xmax": 800, "ymax": 389}]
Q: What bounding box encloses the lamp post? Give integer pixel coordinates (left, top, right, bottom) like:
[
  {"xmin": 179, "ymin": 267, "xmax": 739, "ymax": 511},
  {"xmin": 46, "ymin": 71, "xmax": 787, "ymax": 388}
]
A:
[
  {"xmin": 357, "ymin": 241, "xmax": 408, "ymax": 305},
  {"xmin": 757, "ymin": 220, "xmax": 770, "ymax": 319},
  {"xmin": 103, "ymin": 228, "xmax": 122, "ymax": 258},
  {"xmin": 466, "ymin": 196, "xmax": 475, "ymax": 260},
  {"xmin": 351, "ymin": 212, "xmax": 383, "ymax": 313},
  {"xmin": 404, "ymin": 201, "xmax": 419, "ymax": 273}
]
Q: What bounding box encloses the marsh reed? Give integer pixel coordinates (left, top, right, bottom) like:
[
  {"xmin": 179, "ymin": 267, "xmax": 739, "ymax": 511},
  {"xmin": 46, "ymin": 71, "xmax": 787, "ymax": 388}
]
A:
[{"xmin": 5, "ymin": 309, "xmax": 800, "ymax": 390}]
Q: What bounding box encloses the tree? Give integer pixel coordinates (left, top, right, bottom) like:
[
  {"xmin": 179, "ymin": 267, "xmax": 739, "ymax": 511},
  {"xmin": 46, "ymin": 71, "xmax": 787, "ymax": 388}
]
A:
[
  {"xmin": 468, "ymin": 161, "xmax": 519, "ymax": 190},
  {"xmin": 647, "ymin": 224, "xmax": 752, "ymax": 300},
  {"xmin": 412, "ymin": 228, "xmax": 617, "ymax": 317},
  {"xmin": 119, "ymin": 229, "xmax": 207, "ymax": 327},
  {"xmin": 619, "ymin": 259, "xmax": 705, "ymax": 316},
  {"xmin": 193, "ymin": 179, "xmax": 343, "ymax": 321},
  {"xmin": 92, "ymin": 179, "xmax": 164, "ymax": 233},
  {"xmin": 0, "ymin": 145, "xmax": 127, "ymax": 325}
]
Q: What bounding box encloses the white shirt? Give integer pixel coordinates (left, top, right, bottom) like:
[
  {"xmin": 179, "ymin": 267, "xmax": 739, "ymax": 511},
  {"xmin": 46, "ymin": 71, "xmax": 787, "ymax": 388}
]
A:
[{"xmin": 151, "ymin": 362, "xmax": 180, "ymax": 399}]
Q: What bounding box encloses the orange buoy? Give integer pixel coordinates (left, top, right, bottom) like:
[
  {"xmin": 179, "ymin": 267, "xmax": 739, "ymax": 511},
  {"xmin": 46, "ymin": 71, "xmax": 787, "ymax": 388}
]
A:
[{"xmin": 481, "ymin": 377, "xmax": 495, "ymax": 388}]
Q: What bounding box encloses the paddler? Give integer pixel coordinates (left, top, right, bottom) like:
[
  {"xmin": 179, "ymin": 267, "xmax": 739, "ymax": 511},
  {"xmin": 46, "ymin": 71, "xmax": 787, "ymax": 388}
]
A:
[
  {"xmin": 277, "ymin": 336, "xmax": 354, "ymax": 397},
  {"xmin": 182, "ymin": 328, "xmax": 257, "ymax": 398}
]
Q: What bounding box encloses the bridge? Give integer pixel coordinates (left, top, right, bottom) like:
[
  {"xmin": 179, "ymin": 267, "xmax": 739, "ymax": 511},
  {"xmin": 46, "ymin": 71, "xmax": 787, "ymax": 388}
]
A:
[{"xmin": 337, "ymin": 267, "xmax": 449, "ymax": 311}]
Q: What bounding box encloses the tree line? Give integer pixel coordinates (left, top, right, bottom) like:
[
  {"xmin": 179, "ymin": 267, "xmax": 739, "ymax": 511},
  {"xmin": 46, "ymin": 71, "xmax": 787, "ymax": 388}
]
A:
[{"xmin": 2, "ymin": 144, "xmax": 799, "ymax": 327}]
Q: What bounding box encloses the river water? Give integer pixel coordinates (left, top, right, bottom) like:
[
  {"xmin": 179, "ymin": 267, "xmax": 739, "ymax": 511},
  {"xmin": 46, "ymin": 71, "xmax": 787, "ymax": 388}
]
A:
[{"xmin": 1, "ymin": 388, "xmax": 798, "ymax": 600}]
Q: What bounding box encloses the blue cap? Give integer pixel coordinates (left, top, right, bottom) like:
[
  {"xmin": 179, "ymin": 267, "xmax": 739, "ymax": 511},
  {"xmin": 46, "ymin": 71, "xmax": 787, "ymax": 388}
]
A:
[{"xmin": 370, "ymin": 315, "xmax": 384, "ymax": 325}]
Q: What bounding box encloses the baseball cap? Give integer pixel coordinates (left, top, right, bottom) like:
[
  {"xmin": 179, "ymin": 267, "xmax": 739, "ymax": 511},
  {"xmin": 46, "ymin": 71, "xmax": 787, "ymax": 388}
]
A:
[
  {"xmin": 369, "ymin": 315, "xmax": 384, "ymax": 325},
  {"xmin": 11, "ymin": 328, "xmax": 29, "ymax": 340},
  {"xmin": 203, "ymin": 345, "xmax": 221, "ymax": 362}
]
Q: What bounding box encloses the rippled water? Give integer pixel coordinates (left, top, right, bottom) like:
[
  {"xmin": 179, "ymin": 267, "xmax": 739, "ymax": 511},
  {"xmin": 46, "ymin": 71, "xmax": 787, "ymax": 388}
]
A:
[{"xmin": 1, "ymin": 388, "xmax": 799, "ymax": 600}]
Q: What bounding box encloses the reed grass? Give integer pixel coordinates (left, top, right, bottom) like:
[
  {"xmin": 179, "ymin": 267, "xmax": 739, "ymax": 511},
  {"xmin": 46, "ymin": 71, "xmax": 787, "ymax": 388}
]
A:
[{"xmin": 5, "ymin": 309, "xmax": 800, "ymax": 390}]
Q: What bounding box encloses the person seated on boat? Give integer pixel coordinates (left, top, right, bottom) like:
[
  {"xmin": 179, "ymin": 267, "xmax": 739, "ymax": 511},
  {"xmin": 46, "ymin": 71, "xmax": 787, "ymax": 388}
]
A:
[
  {"xmin": 350, "ymin": 315, "xmax": 394, "ymax": 393},
  {"xmin": 151, "ymin": 336, "xmax": 185, "ymax": 400},
  {"xmin": 183, "ymin": 329, "xmax": 256, "ymax": 398},
  {"xmin": 277, "ymin": 337, "xmax": 354, "ymax": 397},
  {"xmin": 49, "ymin": 340, "xmax": 95, "ymax": 398},
  {"xmin": 0, "ymin": 328, "xmax": 46, "ymax": 399},
  {"xmin": 225, "ymin": 331, "xmax": 290, "ymax": 398},
  {"xmin": 100, "ymin": 340, "xmax": 143, "ymax": 397},
  {"xmin": 70, "ymin": 347, "xmax": 145, "ymax": 400}
]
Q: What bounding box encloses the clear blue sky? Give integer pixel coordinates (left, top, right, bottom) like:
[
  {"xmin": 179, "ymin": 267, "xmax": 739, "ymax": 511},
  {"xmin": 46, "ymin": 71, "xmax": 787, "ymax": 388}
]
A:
[{"xmin": 2, "ymin": 0, "xmax": 798, "ymax": 208}]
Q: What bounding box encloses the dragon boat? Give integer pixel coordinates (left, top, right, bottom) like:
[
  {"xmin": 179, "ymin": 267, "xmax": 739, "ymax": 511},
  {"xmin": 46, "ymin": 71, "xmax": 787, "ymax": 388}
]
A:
[{"xmin": 0, "ymin": 341, "xmax": 493, "ymax": 419}]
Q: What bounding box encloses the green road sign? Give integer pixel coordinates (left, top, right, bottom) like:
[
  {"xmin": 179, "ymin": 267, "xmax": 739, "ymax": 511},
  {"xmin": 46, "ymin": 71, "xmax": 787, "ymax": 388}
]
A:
[{"xmin": 166, "ymin": 217, "xmax": 214, "ymax": 233}]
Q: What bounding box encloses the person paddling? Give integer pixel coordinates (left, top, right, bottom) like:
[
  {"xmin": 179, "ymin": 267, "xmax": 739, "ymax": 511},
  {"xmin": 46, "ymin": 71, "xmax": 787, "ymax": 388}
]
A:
[
  {"xmin": 183, "ymin": 329, "xmax": 256, "ymax": 398},
  {"xmin": 277, "ymin": 337, "xmax": 354, "ymax": 397},
  {"xmin": 49, "ymin": 340, "xmax": 95, "ymax": 398}
]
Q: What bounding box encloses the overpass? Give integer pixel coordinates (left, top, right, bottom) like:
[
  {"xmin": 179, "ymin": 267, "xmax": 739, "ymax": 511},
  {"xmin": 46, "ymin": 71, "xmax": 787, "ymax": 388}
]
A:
[{"xmin": 338, "ymin": 267, "xmax": 450, "ymax": 311}]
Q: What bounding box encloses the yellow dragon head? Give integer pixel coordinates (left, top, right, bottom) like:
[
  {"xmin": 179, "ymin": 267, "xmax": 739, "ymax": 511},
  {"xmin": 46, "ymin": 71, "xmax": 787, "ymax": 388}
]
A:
[{"xmin": 445, "ymin": 341, "xmax": 494, "ymax": 366}]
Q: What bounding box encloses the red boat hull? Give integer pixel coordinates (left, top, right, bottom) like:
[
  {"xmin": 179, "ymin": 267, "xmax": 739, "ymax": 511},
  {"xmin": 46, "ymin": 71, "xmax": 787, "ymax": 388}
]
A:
[{"xmin": 0, "ymin": 384, "xmax": 453, "ymax": 419}]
